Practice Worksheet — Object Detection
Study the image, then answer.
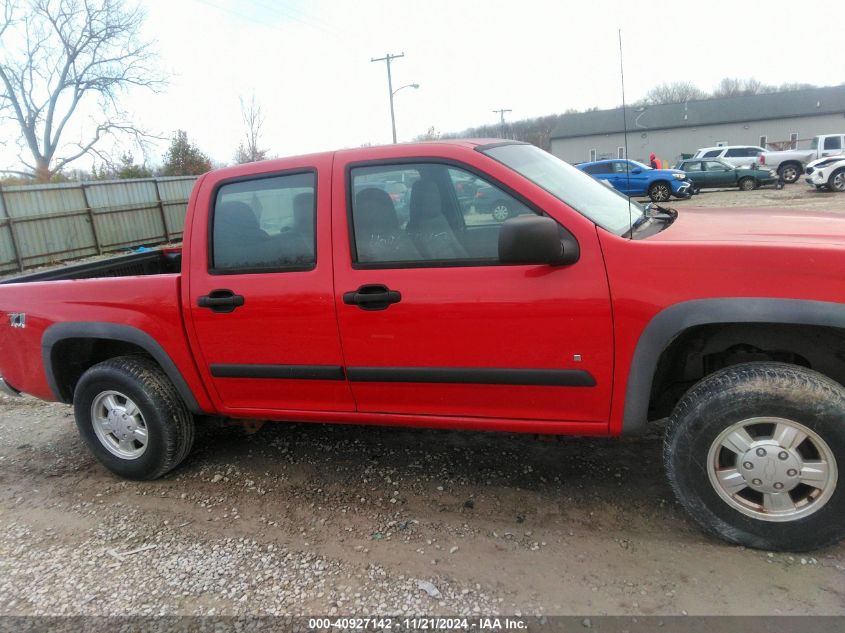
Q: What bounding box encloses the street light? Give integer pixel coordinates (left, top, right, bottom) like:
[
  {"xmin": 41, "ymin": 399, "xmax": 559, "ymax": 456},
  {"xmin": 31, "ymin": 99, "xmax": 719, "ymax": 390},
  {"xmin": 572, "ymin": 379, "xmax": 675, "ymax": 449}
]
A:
[{"xmin": 390, "ymin": 83, "xmax": 419, "ymax": 143}]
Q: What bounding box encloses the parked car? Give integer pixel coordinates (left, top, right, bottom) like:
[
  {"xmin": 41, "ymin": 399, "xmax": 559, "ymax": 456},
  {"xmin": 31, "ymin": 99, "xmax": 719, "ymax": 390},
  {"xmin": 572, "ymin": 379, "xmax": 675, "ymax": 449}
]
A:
[
  {"xmin": 473, "ymin": 182, "xmax": 532, "ymax": 221},
  {"xmin": 675, "ymin": 158, "xmax": 778, "ymax": 193},
  {"xmin": 576, "ymin": 159, "xmax": 691, "ymax": 202},
  {"xmin": 804, "ymin": 155, "xmax": 845, "ymax": 192},
  {"xmin": 760, "ymin": 134, "xmax": 845, "ymax": 184},
  {"xmin": 3, "ymin": 139, "xmax": 845, "ymax": 551},
  {"xmin": 693, "ymin": 146, "xmax": 766, "ymax": 168}
]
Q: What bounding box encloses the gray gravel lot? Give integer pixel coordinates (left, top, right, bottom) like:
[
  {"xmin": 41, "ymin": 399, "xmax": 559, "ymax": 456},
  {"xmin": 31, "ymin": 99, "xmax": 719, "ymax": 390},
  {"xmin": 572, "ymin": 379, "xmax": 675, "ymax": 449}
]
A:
[
  {"xmin": 2, "ymin": 185, "xmax": 845, "ymax": 617},
  {"xmin": 1, "ymin": 395, "xmax": 843, "ymax": 617}
]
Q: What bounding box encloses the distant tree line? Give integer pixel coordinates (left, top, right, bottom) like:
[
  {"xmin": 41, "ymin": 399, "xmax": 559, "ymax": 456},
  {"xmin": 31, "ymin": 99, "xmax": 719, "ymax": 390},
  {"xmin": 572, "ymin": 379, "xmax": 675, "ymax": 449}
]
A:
[
  {"xmin": 637, "ymin": 78, "xmax": 820, "ymax": 105},
  {"xmin": 421, "ymin": 78, "xmax": 830, "ymax": 151}
]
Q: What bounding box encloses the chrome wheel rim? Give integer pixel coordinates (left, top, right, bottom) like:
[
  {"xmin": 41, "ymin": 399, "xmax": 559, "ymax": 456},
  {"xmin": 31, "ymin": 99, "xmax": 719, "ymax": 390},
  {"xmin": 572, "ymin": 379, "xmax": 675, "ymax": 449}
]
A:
[
  {"xmin": 707, "ymin": 417, "xmax": 837, "ymax": 522},
  {"xmin": 740, "ymin": 179, "xmax": 754, "ymax": 190},
  {"xmin": 833, "ymin": 172, "xmax": 845, "ymax": 191},
  {"xmin": 91, "ymin": 390, "xmax": 148, "ymax": 459},
  {"xmin": 492, "ymin": 204, "xmax": 509, "ymax": 221},
  {"xmin": 652, "ymin": 185, "xmax": 670, "ymax": 201},
  {"xmin": 782, "ymin": 166, "xmax": 798, "ymax": 182}
]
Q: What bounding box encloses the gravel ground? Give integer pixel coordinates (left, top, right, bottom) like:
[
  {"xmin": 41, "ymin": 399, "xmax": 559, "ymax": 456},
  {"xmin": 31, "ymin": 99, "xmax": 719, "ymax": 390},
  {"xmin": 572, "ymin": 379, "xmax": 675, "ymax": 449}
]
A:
[
  {"xmin": 0, "ymin": 394, "xmax": 843, "ymax": 617},
  {"xmin": 2, "ymin": 185, "xmax": 845, "ymax": 617},
  {"xmin": 641, "ymin": 181, "xmax": 845, "ymax": 211}
]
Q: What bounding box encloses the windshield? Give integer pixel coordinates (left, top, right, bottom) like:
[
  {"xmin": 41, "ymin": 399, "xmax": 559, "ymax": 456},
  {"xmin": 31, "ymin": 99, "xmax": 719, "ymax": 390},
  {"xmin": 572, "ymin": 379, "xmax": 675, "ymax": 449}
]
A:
[{"xmin": 481, "ymin": 143, "xmax": 644, "ymax": 235}]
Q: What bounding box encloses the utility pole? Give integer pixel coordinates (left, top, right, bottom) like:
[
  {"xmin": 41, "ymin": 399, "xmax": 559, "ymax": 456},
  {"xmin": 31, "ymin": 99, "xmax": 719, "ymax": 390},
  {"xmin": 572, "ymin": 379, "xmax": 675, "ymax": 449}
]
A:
[
  {"xmin": 493, "ymin": 108, "xmax": 512, "ymax": 139},
  {"xmin": 371, "ymin": 52, "xmax": 405, "ymax": 143}
]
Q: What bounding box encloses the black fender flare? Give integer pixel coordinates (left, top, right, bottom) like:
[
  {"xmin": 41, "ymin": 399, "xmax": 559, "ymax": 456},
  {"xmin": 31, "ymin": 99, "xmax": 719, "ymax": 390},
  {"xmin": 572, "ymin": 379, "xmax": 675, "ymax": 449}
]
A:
[
  {"xmin": 41, "ymin": 322, "xmax": 204, "ymax": 414},
  {"xmin": 621, "ymin": 298, "xmax": 845, "ymax": 435}
]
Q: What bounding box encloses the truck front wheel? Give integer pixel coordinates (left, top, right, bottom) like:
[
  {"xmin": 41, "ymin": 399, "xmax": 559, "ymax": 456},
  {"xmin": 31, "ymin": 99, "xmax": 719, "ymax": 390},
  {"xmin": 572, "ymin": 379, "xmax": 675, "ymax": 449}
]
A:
[
  {"xmin": 664, "ymin": 362, "xmax": 843, "ymax": 551},
  {"xmin": 73, "ymin": 356, "xmax": 195, "ymax": 480}
]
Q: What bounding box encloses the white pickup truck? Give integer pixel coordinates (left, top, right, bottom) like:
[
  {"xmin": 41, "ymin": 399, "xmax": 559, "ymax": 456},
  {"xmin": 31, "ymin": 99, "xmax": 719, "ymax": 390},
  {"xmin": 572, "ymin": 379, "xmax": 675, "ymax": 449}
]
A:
[{"xmin": 760, "ymin": 134, "xmax": 845, "ymax": 183}]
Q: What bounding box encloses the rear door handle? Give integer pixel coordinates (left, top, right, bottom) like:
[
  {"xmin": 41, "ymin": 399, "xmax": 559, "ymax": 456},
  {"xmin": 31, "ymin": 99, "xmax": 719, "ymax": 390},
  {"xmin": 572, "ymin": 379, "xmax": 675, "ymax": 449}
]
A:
[
  {"xmin": 197, "ymin": 289, "xmax": 245, "ymax": 313},
  {"xmin": 343, "ymin": 284, "xmax": 401, "ymax": 311}
]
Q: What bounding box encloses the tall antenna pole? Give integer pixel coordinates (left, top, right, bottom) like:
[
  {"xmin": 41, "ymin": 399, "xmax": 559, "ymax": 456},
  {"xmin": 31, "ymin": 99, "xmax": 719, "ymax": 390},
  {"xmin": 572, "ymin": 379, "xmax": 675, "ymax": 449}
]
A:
[
  {"xmin": 493, "ymin": 108, "xmax": 512, "ymax": 139},
  {"xmin": 618, "ymin": 29, "xmax": 633, "ymax": 237},
  {"xmin": 371, "ymin": 52, "xmax": 404, "ymax": 143}
]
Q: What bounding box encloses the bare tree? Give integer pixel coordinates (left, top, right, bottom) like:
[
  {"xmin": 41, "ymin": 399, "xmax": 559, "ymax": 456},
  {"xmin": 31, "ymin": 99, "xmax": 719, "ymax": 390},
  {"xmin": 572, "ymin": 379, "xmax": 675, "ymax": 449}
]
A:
[
  {"xmin": 712, "ymin": 77, "xmax": 773, "ymax": 98},
  {"xmin": 638, "ymin": 81, "xmax": 706, "ymax": 105},
  {"xmin": 234, "ymin": 94, "xmax": 268, "ymax": 164},
  {"xmin": 0, "ymin": 0, "xmax": 163, "ymax": 181}
]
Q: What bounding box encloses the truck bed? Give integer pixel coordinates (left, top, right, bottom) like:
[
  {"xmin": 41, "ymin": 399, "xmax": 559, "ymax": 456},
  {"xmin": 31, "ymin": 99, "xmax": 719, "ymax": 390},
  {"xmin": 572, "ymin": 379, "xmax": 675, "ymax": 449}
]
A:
[{"xmin": 0, "ymin": 249, "xmax": 182, "ymax": 285}]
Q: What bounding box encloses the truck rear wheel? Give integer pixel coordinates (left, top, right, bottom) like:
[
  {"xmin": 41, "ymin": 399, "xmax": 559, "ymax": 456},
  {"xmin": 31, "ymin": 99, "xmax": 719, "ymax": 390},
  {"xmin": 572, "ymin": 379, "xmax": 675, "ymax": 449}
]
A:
[
  {"xmin": 777, "ymin": 163, "xmax": 801, "ymax": 184},
  {"xmin": 664, "ymin": 362, "xmax": 843, "ymax": 551},
  {"xmin": 73, "ymin": 356, "xmax": 195, "ymax": 480}
]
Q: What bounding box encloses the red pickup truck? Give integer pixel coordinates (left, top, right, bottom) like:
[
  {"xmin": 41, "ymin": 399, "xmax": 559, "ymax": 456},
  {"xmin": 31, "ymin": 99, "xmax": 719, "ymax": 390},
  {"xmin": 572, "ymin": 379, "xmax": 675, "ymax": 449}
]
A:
[{"xmin": 1, "ymin": 140, "xmax": 843, "ymax": 551}]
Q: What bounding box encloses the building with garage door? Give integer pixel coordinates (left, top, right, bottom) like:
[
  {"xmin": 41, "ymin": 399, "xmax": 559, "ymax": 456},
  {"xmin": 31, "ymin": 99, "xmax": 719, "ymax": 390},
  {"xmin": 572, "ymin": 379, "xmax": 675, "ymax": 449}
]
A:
[{"xmin": 550, "ymin": 85, "xmax": 845, "ymax": 166}]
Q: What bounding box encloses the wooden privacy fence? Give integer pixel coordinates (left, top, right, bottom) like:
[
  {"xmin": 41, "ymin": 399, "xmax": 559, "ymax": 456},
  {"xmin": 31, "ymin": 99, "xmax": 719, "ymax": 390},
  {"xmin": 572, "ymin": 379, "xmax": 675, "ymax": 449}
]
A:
[{"xmin": 0, "ymin": 175, "xmax": 198, "ymax": 274}]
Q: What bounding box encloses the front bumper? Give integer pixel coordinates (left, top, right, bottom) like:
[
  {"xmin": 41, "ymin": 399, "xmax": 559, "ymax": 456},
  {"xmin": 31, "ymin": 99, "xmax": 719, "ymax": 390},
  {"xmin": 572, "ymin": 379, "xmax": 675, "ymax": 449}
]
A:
[
  {"xmin": 672, "ymin": 181, "xmax": 692, "ymax": 197},
  {"xmin": 805, "ymin": 169, "xmax": 827, "ymax": 186},
  {"xmin": 0, "ymin": 376, "xmax": 21, "ymax": 397}
]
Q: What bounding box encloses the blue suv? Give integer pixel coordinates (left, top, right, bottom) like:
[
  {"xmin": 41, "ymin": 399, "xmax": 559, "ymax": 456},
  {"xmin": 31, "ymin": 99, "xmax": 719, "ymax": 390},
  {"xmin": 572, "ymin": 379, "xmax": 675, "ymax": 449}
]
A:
[{"xmin": 576, "ymin": 159, "xmax": 691, "ymax": 202}]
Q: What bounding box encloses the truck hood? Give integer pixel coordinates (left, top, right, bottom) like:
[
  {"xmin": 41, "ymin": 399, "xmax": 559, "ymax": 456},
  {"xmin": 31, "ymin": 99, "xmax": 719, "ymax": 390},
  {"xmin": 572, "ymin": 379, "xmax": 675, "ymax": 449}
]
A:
[{"xmin": 647, "ymin": 207, "xmax": 845, "ymax": 247}]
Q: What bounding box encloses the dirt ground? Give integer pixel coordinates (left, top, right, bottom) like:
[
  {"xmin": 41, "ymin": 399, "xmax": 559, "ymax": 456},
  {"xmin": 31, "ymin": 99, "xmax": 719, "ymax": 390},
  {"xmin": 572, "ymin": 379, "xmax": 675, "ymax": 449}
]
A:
[
  {"xmin": 2, "ymin": 184, "xmax": 845, "ymax": 617},
  {"xmin": 0, "ymin": 394, "xmax": 843, "ymax": 617}
]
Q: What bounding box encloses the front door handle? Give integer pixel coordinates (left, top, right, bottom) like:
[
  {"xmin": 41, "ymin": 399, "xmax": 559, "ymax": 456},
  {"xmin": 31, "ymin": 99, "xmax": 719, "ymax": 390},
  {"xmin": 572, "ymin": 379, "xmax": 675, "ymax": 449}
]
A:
[
  {"xmin": 197, "ymin": 289, "xmax": 245, "ymax": 313},
  {"xmin": 343, "ymin": 284, "xmax": 401, "ymax": 311}
]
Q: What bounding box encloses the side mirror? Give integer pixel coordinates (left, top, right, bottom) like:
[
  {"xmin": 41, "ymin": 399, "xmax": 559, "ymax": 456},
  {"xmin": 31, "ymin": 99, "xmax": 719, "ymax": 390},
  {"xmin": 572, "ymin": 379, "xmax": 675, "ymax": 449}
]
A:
[
  {"xmin": 631, "ymin": 168, "xmax": 642, "ymax": 174},
  {"xmin": 498, "ymin": 215, "xmax": 579, "ymax": 266}
]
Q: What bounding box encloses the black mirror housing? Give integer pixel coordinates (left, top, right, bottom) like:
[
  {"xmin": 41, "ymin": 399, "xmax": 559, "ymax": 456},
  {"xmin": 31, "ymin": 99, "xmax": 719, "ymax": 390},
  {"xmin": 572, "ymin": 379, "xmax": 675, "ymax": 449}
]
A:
[{"xmin": 498, "ymin": 215, "xmax": 579, "ymax": 266}]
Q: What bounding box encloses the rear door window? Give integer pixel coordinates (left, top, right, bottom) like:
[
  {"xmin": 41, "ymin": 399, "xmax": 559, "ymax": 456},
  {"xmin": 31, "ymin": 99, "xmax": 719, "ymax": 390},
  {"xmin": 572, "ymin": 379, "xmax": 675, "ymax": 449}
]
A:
[
  {"xmin": 584, "ymin": 163, "xmax": 612, "ymax": 174},
  {"xmin": 702, "ymin": 150, "xmax": 722, "ymax": 158},
  {"xmin": 211, "ymin": 172, "xmax": 316, "ymax": 272},
  {"xmin": 824, "ymin": 136, "xmax": 842, "ymax": 150}
]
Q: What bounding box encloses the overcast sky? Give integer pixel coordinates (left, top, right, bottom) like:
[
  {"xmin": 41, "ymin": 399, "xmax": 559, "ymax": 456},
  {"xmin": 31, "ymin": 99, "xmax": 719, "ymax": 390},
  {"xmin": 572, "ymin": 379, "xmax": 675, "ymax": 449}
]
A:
[{"xmin": 1, "ymin": 0, "xmax": 841, "ymax": 172}]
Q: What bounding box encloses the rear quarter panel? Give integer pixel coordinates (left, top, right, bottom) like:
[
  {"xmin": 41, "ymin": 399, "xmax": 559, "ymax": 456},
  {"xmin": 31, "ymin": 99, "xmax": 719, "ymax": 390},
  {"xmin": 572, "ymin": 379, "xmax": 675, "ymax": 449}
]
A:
[{"xmin": 0, "ymin": 274, "xmax": 213, "ymax": 410}]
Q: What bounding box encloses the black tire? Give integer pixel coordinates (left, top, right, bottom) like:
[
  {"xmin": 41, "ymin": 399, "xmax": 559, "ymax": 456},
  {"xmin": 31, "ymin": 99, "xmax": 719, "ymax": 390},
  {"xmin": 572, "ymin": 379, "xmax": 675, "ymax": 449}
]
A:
[
  {"xmin": 828, "ymin": 168, "xmax": 845, "ymax": 193},
  {"xmin": 73, "ymin": 356, "xmax": 195, "ymax": 480},
  {"xmin": 648, "ymin": 181, "xmax": 671, "ymax": 202},
  {"xmin": 778, "ymin": 163, "xmax": 801, "ymax": 184},
  {"xmin": 664, "ymin": 362, "xmax": 845, "ymax": 551},
  {"xmin": 738, "ymin": 177, "xmax": 756, "ymax": 191}
]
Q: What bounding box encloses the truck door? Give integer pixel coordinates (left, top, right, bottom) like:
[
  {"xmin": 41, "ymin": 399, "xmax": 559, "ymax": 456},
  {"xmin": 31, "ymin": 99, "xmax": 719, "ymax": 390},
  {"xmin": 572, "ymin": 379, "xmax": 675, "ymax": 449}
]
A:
[
  {"xmin": 184, "ymin": 157, "xmax": 356, "ymax": 414},
  {"xmin": 331, "ymin": 153, "xmax": 613, "ymax": 426}
]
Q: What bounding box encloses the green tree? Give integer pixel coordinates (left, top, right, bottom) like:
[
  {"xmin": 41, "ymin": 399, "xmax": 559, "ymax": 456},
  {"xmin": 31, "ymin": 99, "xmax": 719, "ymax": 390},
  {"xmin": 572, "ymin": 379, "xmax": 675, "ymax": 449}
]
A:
[
  {"xmin": 116, "ymin": 152, "xmax": 152, "ymax": 179},
  {"xmin": 161, "ymin": 130, "xmax": 211, "ymax": 176}
]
